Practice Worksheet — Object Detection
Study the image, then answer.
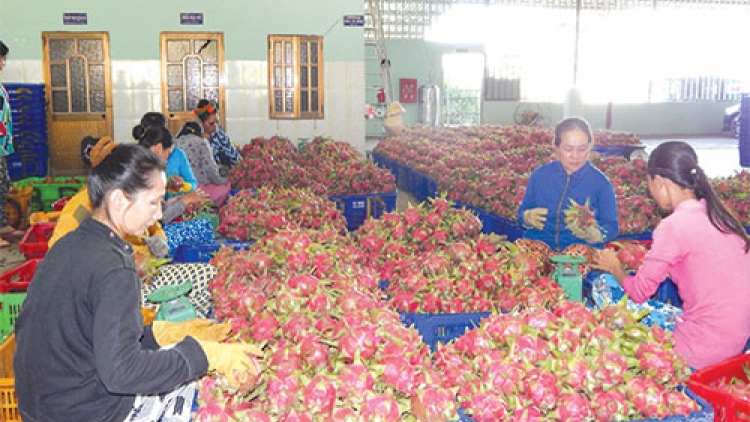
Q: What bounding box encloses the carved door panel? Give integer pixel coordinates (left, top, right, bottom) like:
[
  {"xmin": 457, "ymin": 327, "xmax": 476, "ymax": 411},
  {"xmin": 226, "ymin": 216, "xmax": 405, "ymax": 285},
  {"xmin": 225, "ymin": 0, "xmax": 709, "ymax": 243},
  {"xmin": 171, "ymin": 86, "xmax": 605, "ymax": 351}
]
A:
[
  {"xmin": 42, "ymin": 32, "xmax": 112, "ymax": 175},
  {"xmin": 160, "ymin": 32, "xmax": 225, "ymax": 135}
]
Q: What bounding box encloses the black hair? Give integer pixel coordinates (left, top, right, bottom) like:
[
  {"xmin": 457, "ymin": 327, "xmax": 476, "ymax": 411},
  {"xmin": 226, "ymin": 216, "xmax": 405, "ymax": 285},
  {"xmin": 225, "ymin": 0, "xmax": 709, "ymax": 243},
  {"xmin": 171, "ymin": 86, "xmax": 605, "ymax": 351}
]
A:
[
  {"xmin": 647, "ymin": 140, "xmax": 750, "ymax": 251},
  {"xmin": 177, "ymin": 121, "xmax": 203, "ymax": 139},
  {"xmin": 553, "ymin": 117, "xmax": 593, "ymax": 147},
  {"xmin": 131, "ymin": 112, "xmax": 167, "ymax": 140},
  {"xmin": 0, "ymin": 41, "xmax": 8, "ymax": 57},
  {"xmin": 80, "ymin": 136, "xmax": 100, "ymax": 167},
  {"xmin": 137, "ymin": 125, "xmax": 173, "ymax": 150},
  {"xmin": 88, "ymin": 144, "xmax": 165, "ymax": 210}
]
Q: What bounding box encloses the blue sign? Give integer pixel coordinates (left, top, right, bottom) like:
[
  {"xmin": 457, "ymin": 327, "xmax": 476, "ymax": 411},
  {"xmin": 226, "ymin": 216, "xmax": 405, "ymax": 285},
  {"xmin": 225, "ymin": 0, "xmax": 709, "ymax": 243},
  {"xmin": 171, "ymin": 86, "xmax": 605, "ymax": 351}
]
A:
[
  {"xmin": 63, "ymin": 13, "xmax": 88, "ymax": 25},
  {"xmin": 180, "ymin": 13, "xmax": 204, "ymax": 25},
  {"xmin": 343, "ymin": 15, "xmax": 365, "ymax": 27}
]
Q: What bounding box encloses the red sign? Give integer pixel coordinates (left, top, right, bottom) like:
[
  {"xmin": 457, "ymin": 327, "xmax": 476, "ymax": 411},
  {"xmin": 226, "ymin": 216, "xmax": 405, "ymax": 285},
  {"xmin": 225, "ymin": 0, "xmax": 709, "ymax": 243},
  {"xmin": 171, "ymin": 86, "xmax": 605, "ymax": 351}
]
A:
[{"xmin": 400, "ymin": 78, "xmax": 418, "ymax": 103}]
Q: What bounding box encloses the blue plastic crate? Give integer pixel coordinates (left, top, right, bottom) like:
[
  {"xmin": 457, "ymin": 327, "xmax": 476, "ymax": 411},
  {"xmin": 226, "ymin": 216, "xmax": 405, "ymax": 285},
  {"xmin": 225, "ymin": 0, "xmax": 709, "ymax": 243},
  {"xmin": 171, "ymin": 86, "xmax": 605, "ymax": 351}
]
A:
[
  {"xmin": 411, "ymin": 169, "xmax": 438, "ymax": 202},
  {"xmin": 173, "ymin": 240, "xmax": 254, "ymax": 263},
  {"xmin": 14, "ymin": 135, "xmax": 48, "ymax": 153},
  {"xmin": 4, "ymin": 83, "xmax": 45, "ymax": 93},
  {"xmin": 426, "ymin": 177, "xmax": 438, "ymax": 197},
  {"xmin": 615, "ymin": 230, "xmax": 654, "ymax": 241},
  {"xmin": 329, "ymin": 191, "xmax": 397, "ymax": 231},
  {"xmin": 653, "ymin": 277, "xmax": 682, "ymax": 308},
  {"xmin": 392, "ymin": 162, "xmax": 409, "ymax": 192},
  {"xmin": 10, "ymin": 110, "xmax": 46, "ymax": 121},
  {"xmin": 457, "ymin": 386, "xmax": 712, "ymax": 422},
  {"xmin": 740, "ymin": 94, "xmax": 750, "ymax": 166},
  {"xmin": 7, "ymin": 147, "xmax": 48, "ymax": 181},
  {"xmin": 492, "ymin": 214, "xmax": 525, "ymax": 241},
  {"xmin": 400, "ymin": 312, "xmax": 492, "ymax": 352},
  {"xmin": 12, "ymin": 119, "xmax": 47, "ymax": 130},
  {"xmin": 401, "ymin": 166, "xmax": 418, "ymax": 198}
]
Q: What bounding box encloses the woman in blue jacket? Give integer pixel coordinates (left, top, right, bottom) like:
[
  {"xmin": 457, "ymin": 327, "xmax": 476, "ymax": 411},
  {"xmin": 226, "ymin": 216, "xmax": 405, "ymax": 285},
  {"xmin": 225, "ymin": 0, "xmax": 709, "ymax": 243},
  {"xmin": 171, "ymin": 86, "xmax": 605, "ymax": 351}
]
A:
[{"xmin": 517, "ymin": 117, "xmax": 619, "ymax": 251}]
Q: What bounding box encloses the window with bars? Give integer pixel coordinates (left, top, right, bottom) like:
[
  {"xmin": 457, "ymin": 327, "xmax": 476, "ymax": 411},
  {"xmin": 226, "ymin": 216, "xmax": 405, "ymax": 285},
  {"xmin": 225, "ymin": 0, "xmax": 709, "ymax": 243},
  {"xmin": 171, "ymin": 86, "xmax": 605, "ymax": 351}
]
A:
[
  {"xmin": 484, "ymin": 55, "xmax": 521, "ymax": 101},
  {"xmin": 268, "ymin": 35, "xmax": 324, "ymax": 119}
]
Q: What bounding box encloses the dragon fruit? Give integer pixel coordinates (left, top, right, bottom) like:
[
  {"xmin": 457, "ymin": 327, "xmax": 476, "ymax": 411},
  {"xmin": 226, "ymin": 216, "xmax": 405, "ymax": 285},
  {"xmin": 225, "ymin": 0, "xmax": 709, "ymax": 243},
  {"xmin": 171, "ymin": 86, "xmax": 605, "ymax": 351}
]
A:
[{"xmin": 564, "ymin": 198, "xmax": 600, "ymax": 238}]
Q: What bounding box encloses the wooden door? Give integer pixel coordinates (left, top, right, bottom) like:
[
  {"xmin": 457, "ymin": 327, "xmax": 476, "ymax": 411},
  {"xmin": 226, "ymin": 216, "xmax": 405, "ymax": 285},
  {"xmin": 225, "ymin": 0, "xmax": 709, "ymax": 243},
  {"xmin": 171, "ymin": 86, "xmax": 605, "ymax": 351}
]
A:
[
  {"xmin": 42, "ymin": 32, "xmax": 113, "ymax": 176},
  {"xmin": 160, "ymin": 32, "xmax": 225, "ymax": 135}
]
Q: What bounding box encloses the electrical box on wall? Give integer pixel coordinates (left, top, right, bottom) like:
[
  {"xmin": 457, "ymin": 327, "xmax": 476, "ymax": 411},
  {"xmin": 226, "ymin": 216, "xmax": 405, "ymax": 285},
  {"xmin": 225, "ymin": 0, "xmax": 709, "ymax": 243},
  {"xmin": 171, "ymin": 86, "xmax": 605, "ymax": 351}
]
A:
[{"xmin": 400, "ymin": 78, "xmax": 418, "ymax": 103}]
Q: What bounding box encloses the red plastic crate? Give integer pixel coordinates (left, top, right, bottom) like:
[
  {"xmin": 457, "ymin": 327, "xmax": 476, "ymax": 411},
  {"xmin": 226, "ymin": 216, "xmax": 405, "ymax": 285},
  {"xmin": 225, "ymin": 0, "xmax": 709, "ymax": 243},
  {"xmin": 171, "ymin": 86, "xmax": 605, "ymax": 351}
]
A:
[
  {"xmin": 52, "ymin": 195, "xmax": 73, "ymax": 212},
  {"xmin": 689, "ymin": 353, "xmax": 750, "ymax": 421},
  {"xmin": 18, "ymin": 222, "xmax": 56, "ymax": 259},
  {"xmin": 0, "ymin": 259, "xmax": 40, "ymax": 293}
]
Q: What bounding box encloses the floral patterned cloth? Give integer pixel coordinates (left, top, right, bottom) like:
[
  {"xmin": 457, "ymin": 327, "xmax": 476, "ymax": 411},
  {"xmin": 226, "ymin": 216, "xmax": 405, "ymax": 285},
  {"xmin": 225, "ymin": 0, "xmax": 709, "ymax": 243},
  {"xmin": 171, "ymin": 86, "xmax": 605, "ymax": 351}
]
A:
[
  {"xmin": 207, "ymin": 127, "xmax": 241, "ymax": 167},
  {"xmin": 175, "ymin": 132, "xmax": 227, "ymax": 186}
]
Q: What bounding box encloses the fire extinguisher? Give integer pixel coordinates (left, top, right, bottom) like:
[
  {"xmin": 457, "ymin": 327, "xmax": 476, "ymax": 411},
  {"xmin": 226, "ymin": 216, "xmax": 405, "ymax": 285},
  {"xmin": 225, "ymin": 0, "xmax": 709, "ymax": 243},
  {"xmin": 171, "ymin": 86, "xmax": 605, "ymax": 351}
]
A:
[{"xmin": 377, "ymin": 88, "xmax": 386, "ymax": 104}]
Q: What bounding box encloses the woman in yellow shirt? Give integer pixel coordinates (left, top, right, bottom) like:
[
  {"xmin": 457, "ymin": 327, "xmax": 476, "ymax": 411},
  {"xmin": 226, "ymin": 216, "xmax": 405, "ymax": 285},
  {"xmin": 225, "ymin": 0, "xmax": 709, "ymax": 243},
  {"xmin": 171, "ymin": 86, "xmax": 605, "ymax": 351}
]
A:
[{"xmin": 50, "ymin": 136, "xmax": 216, "ymax": 317}]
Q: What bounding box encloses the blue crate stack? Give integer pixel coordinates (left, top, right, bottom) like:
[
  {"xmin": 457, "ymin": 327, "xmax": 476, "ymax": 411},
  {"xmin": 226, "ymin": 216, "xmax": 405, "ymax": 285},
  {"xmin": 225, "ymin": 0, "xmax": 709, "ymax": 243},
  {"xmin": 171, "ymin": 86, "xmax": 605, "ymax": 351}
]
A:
[
  {"xmin": 4, "ymin": 83, "xmax": 48, "ymax": 180},
  {"xmin": 739, "ymin": 93, "xmax": 750, "ymax": 167}
]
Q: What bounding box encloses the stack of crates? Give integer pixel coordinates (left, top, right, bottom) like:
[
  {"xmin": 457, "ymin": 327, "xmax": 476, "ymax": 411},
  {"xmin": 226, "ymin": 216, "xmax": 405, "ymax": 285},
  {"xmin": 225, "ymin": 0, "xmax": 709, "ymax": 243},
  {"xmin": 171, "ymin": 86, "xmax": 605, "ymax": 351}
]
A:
[
  {"xmin": 4, "ymin": 83, "xmax": 48, "ymax": 181},
  {"xmin": 739, "ymin": 93, "xmax": 750, "ymax": 167},
  {"xmin": 0, "ymin": 259, "xmax": 37, "ymax": 422}
]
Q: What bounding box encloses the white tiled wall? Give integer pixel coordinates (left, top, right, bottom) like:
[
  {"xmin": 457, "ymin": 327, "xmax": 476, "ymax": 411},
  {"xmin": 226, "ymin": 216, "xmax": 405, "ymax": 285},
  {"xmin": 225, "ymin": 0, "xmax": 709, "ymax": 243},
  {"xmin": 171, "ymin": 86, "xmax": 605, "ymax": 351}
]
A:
[{"xmin": 3, "ymin": 59, "xmax": 367, "ymax": 152}]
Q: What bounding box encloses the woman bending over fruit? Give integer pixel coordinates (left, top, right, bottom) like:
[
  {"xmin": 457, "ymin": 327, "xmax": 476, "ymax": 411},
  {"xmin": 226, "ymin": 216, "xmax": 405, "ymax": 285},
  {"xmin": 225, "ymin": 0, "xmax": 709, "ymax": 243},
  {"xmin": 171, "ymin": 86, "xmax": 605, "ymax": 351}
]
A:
[
  {"xmin": 517, "ymin": 117, "xmax": 619, "ymax": 251},
  {"xmin": 16, "ymin": 142, "xmax": 260, "ymax": 422},
  {"xmin": 594, "ymin": 140, "xmax": 750, "ymax": 369}
]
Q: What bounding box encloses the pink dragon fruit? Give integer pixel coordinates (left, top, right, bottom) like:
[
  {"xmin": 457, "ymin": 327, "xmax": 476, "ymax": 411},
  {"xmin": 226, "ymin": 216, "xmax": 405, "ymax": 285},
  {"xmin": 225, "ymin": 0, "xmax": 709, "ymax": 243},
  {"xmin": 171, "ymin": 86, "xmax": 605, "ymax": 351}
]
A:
[
  {"xmin": 361, "ymin": 392, "xmax": 401, "ymax": 422},
  {"xmin": 464, "ymin": 392, "xmax": 508, "ymax": 422},
  {"xmin": 556, "ymin": 391, "xmax": 593, "ymax": 421},
  {"xmin": 301, "ymin": 374, "xmax": 337, "ymax": 415}
]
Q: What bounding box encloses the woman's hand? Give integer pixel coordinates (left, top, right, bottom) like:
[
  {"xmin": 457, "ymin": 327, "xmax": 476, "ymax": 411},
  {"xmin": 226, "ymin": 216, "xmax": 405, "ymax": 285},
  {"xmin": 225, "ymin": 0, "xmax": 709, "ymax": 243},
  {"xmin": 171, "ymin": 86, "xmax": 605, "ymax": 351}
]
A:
[
  {"xmin": 577, "ymin": 226, "xmax": 603, "ymax": 244},
  {"xmin": 592, "ymin": 248, "xmax": 627, "ymax": 283},
  {"xmin": 523, "ymin": 208, "xmax": 548, "ymax": 230},
  {"xmin": 180, "ymin": 189, "xmax": 209, "ymax": 206}
]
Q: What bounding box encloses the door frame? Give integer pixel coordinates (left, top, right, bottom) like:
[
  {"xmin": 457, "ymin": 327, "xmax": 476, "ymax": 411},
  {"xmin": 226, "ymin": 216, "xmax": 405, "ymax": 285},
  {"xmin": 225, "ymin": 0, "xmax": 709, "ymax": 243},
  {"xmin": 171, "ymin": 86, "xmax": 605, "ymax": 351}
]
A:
[
  {"xmin": 159, "ymin": 32, "xmax": 225, "ymax": 134},
  {"xmin": 41, "ymin": 31, "xmax": 113, "ymax": 175}
]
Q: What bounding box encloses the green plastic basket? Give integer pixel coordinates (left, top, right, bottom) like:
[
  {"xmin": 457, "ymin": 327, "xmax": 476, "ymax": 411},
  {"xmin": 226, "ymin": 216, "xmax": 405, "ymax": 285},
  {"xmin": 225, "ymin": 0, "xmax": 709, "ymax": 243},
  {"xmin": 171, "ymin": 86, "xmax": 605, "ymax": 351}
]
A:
[
  {"xmin": 0, "ymin": 293, "xmax": 27, "ymax": 342},
  {"xmin": 13, "ymin": 177, "xmax": 87, "ymax": 212}
]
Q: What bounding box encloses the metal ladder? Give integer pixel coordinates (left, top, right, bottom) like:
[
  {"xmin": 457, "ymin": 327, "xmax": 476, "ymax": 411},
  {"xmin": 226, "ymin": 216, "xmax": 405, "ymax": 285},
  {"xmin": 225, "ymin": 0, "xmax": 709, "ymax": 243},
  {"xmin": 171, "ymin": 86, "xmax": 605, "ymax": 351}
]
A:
[
  {"xmin": 364, "ymin": 0, "xmax": 394, "ymax": 145},
  {"xmin": 365, "ymin": 0, "xmax": 393, "ymax": 106}
]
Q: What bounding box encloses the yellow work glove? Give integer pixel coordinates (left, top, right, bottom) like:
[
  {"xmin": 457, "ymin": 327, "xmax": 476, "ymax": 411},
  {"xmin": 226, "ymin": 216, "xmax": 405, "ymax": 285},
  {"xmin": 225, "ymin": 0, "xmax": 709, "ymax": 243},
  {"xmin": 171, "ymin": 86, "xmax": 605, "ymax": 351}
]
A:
[
  {"xmin": 575, "ymin": 225, "xmax": 604, "ymax": 244},
  {"xmin": 523, "ymin": 208, "xmax": 548, "ymax": 230},
  {"xmin": 198, "ymin": 341, "xmax": 264, "ymax": 386},
  {"xmin": 152, "ymin": 319, "xmax": 231, "ymax": 346}
]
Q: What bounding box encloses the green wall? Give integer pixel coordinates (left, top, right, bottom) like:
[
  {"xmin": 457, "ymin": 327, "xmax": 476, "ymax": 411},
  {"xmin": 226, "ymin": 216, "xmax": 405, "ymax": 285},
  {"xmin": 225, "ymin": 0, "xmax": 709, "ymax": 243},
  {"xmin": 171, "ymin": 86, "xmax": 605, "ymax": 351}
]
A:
[{"xmin": 0, "ymin": 0, "xmax": 363, "ymax": 61}]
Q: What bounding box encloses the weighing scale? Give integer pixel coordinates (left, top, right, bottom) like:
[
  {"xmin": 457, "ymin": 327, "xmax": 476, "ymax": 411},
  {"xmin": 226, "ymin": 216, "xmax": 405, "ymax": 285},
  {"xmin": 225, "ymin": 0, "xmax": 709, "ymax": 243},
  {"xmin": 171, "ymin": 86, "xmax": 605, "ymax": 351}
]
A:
[
  {"xmin": 549, "ymin": 254, "xmax": 587, "ymax": 302},
  {"xmin": 147, "ymin": 281, "xmax": 197, "ymax": 322}
]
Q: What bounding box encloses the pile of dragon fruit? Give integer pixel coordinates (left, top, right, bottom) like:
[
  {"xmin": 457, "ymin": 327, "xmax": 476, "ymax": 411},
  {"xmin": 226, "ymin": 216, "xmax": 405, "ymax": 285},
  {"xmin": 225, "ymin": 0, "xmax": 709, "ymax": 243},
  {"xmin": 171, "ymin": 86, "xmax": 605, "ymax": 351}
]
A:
[
  {"xmin": 194, "ymin": 192, "xmax": 704, "ymax": 421},
  {"xmin": 440, "ymin": 302, "xmax": 698, "ymax": 421},
  {"xmin": 374, "ymin": 125, "xmax": 750, "ymax": 233},
  {"xmin": 217, "ymin": 187, "xmax": 347, "ymax": 241},
  {"xmin": 229, "ymin": 136, "xmax": 395, "ymax": 196}
]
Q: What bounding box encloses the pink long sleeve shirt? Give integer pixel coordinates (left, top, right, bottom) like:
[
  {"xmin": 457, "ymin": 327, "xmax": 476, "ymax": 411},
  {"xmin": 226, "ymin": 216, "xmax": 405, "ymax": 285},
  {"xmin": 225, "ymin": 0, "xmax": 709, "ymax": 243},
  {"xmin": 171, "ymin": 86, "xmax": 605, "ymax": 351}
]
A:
[{"xmin": 622, "ymin": 198, "xmax": 750, "ymax": 369}]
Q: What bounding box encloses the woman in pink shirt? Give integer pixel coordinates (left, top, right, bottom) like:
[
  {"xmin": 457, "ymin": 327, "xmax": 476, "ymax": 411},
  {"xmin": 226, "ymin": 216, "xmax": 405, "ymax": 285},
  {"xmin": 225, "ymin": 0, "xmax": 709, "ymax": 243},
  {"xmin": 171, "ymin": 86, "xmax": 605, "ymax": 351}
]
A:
[{"xmin": 594, "ymin": 141, "xmax": 750, "ymax": 369}]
